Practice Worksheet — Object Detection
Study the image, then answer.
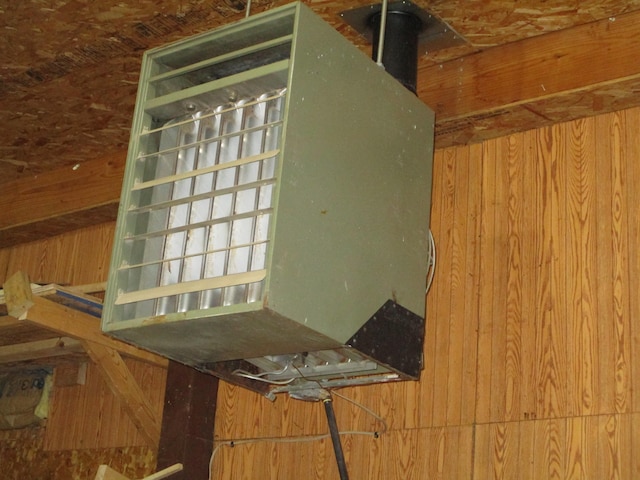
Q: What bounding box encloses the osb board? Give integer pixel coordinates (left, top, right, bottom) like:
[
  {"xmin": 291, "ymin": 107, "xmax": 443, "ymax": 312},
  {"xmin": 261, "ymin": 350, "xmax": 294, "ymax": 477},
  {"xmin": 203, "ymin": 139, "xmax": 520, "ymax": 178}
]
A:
[
  {"xmin": 212, "ymin": 105, "xmax": 640, "ymax": 478},
  {"xmin": 0, "ymin": 427, "xmax": 157, "ymax": 480},
  {"xmin": 1, "ymin": 0, "xmax": 639, "ymax": 184}
]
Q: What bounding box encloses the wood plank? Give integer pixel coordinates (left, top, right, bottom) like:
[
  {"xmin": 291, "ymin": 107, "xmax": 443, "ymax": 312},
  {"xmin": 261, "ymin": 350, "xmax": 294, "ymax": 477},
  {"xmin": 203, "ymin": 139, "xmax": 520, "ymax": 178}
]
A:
[
  {"xmin": 94, "ymin": 465, "xmax": 131, "ymax": 480},
  {"xmin": 431, "ymin": 147, "xmax": 455, "ymax": 427},
  {"xmin": 460, "ymin": 142, "xmax": 482, "ymax": 426},
  {"xmin": 443, "ymin": 145, "xmax": 464, "ymax": 426},
  {"xmin": 504, "ymin": 133, "xmax": 524, "ymax": 423},
  {"xmin": 595, "ymin": 112, "xmax": 616, "ymax": 415},
  {"xmin": 535, "ymin": 123, "xmax": 568, "ymax": 419},
  {"xmin": 142, "ymin": 464, "xmax": 183, "ymax": 480},
  {"xmin": 421, "ymin": 10, "xmax": 640, "ymax": 147},
  {"xmin": 518, "ymin": 419, "xmax": 536, "ymax": 480},
  {"xmin": 624, "ymin": 108, "xmax": 640, "ymax": 413},
  {"xmin": 520, "ymin": 130, "xmax": 538, "ymax": 422},
  {"xmin": 608, "ymin": 111, "xmax": 632, "ymax": 414},
  {"xmin": 18, "ymin": 292, "xmax": 167, "ymax": 368},
  {"xmin": 489, "ymin": 135, "xmax": 508, "ymax": 423},
  {"xmin": 81, "ymin": 339, "xmax": 161, "ymax": 448},
  {"xmin": 0, "ymin": 152, "xmax": 124, "ymax": 248},
  {"xmin": 564, "ymin": 116, "xmax": 598, "ymax": 417},
  {"xmin": 418, "ymin": 147, "xmax": 445, "ymax": 429},
  {"xmin": 0, "ymin": 336, "xmax": 82, "ymax": 364},
  {"xmin": 474, "ymin": 138, "xmax": 496, "ymax": 424},
  {"xmin": 445, "ymin": 143, "xmax": 477, "ymax": 427}
]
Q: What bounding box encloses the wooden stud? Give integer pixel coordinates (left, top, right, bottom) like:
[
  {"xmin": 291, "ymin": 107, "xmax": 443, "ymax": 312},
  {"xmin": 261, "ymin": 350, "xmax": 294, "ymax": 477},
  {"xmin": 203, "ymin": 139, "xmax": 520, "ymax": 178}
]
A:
[{"xmin": 81, "ymin": 339, "xmax": 162, "ymax": 448}]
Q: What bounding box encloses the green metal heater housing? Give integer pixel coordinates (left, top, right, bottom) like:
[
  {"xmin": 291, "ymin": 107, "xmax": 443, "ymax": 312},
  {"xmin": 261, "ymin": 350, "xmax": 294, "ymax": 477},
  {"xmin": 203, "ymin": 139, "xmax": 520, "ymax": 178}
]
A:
[{"xmin": 101, "ymin": 2, "xmax": 434, "ymax": 395}]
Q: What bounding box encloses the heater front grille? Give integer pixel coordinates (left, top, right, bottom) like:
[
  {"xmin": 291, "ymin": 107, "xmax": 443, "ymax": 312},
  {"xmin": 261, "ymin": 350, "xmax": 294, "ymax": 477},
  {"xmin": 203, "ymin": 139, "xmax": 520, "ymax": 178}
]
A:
[{"xmin": 115, "ymin": 88, "xmax": 286, "ymax": 319}]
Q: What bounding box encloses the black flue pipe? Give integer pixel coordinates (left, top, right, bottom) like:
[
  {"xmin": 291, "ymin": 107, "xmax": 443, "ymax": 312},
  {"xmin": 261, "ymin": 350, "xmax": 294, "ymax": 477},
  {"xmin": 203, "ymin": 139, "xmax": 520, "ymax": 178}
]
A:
[
  {"xmin": 323, "ymin": 399, "xmax": 350, "ymax": 480},
  {"xmin": 369, "ymin": 9, "xmax": 423, "ymax": 94}
]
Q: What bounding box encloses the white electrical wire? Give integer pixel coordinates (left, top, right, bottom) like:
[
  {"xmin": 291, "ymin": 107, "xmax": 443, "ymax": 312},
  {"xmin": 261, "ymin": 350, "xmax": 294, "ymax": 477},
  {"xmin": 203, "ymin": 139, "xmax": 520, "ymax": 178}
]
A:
[
  {"xmin": 376, "ymin": 0, "xmax": 389, "ymax": 67},
  {"xmin": 330, "ymin": 389, "xmax": 388, "ymax": 436},
  {"xmin": 207, "ymin": 390, "xmax": 387, "ymax": 480},
  {"xmin": 231, "ymin": 367, "xmax": 295, "ymax": 385},
  {"xmin": 426, "ymin": 229, "xmax": 436, "ymax": 294},
  {"xmin": 245, "ymin": 0, "xmax": 252, "ymax": 18}
]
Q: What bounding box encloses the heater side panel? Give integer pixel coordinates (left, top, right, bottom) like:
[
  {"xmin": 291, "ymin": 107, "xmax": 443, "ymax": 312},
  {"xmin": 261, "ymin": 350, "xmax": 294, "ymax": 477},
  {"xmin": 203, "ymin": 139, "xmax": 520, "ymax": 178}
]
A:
[{"xmin": 267, "ymin": 4, "xmax": 435, "ymax": 344}]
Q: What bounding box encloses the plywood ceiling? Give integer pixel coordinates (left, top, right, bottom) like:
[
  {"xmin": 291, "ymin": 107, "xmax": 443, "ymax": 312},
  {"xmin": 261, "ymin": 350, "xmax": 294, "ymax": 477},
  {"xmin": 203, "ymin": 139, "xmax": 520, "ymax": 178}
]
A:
[{"xmin": 1, "ymin": 0, "xmax": 639, "ymax": 185}]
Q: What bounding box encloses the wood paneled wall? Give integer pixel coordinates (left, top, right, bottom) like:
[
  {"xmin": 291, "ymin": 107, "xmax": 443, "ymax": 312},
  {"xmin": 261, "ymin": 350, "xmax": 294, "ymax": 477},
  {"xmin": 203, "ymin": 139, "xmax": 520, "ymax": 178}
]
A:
[
  {"xmin": 0, "ymin": 223, "xmax": 166, "ymax": 478},
  {"xmin": 2, "ymin": 106, "xmax": 640, "ymax": 478},
  {"xmin": 211, "ymin": 106, "xmax": 640, "ymax": 479}
]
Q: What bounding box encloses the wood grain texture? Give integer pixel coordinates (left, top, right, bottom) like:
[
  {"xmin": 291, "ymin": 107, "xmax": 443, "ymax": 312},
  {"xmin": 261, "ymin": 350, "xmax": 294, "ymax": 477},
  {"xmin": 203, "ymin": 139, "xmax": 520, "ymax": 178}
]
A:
[
  {"xmin": 0, "ymin": 223, "xmax": 167, "ymax": 473},
  {"xmin": 0, "ymin": 152, "xmax": 124, "ymax": 248},
  {"xmin": 3, "ymin": 106, "xmax": 640, "ymax": 477},
  {"xmin": 212, "ymin": 105, "xmax": 640, "ymax": 478}
]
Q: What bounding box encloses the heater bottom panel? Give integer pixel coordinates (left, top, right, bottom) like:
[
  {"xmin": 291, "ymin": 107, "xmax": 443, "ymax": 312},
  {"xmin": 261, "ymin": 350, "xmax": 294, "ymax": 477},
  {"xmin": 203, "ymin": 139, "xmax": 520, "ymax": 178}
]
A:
[{"xmin": 108, "ymin": 308, "xmax": 342, "ymax": 365}]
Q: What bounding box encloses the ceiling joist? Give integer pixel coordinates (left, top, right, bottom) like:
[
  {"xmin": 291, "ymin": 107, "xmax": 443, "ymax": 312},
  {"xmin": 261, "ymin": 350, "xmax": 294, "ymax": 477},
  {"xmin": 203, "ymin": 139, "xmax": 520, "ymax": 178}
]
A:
[
  {"xmin": 421, "ymin": 8, "xmax": 640, "ymax": 146},
  {"xmin": 2, "ymin": 9, "xmax": 640, "ymax": 247}
]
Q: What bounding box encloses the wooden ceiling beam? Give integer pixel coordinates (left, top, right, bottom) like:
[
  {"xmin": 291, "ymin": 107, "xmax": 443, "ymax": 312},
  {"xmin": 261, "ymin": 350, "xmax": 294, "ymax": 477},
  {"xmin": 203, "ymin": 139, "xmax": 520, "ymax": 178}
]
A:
[
  {"xmin": 0, "ymin": 151, "xmax": 124, "ymax": 248},
  {"xmin": 420, "ymin": 9, "xmax": 640, "ymax": 146},
  {"xmin": 2, "ymin": 11, "xmax": 640, "ymax": 245}
]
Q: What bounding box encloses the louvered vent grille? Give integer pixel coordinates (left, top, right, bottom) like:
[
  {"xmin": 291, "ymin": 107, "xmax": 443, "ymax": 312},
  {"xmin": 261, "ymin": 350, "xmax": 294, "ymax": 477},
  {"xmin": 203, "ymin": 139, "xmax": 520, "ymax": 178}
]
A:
[{"xmin": 116, "ymin": 90, "xmax": 286, "ymax": 318}]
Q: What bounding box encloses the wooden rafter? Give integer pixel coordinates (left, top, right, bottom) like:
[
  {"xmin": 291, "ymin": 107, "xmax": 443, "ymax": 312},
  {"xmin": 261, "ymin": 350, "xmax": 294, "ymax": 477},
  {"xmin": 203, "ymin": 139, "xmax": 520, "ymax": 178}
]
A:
[
  {"xmin": 1, "ymin": 10, "xmax": 640, "ymax": 246},
  {"xmin": 2, "ymin": 271, "xmax": 166, "ymax": 447}
]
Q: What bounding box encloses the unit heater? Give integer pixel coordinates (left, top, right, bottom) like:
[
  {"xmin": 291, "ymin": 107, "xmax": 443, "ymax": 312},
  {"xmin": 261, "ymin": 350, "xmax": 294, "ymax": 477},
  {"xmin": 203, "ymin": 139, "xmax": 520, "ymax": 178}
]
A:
[{"xmin": 102, "ymin": 2, "xmax": 434, "ymax": 398}]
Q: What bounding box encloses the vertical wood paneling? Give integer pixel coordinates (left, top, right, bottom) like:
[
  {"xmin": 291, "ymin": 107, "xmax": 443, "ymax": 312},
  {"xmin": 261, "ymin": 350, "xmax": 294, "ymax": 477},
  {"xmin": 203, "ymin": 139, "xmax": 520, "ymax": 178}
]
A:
[
  {"xmin": 475, "ymin": 139, "xmax": 497, "ymax": 424},
  {"xmin": 431, "ymin": 147, "xmax": 456, "ymax": 427},
  {"xmin": 0, "ymin": 223, "xmax": 167, "ymax": 456},
  {"xmin": 520, "ymin": 129, "xmax": 538, "ymax": 421},
  {"xmin": 419, "ymin": 147, "xmax": 445, "ymax": 429},
  {"xmin": 445, "ymin": 145, "xmax": 468, "ymax": 427},
  {"xmin": 504, "ymin": 133, "xmax": 524, "ymax": 423},
  {"xmin": 211, "ymin": 106, "xmax": 640, "ymax": 479},
  {"xmin": 489, "ymin": 135, "xmax": 509, "ymax": 424},
  {"xmin": 626, "ymin": 109, "xmax": 640, "ymax": 414},
  {"xmin": 609, "ymin": 111, "xmax": 632, "ymax": 414},
  {"xmin": 535, "ymin": 124, "xmax": 568, "ymax": 419},
  {"xmin": 595, "ymin": 111, "xmax": 617, "ymax": 415},
  {"xmin": 565, "ymin": 117, "xmax": 598, "ymax": 417},
  {"xmin": 517, "ymin": 418, "xmax": 536, "ymax": 480},
  {"xmin": 565, "ymin": 415, "xmax": 589, "ymax": 479},
  {"xmin": 4, "ymin": 106, "xmax": 640, "ymax": 478},
  {"xmin": 461, "ymin": 142, "xmax": 483, "ymax": 427},
  {"xmin": 631, "ymin": 414, "xmax": 640, "ymax": 476}
]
